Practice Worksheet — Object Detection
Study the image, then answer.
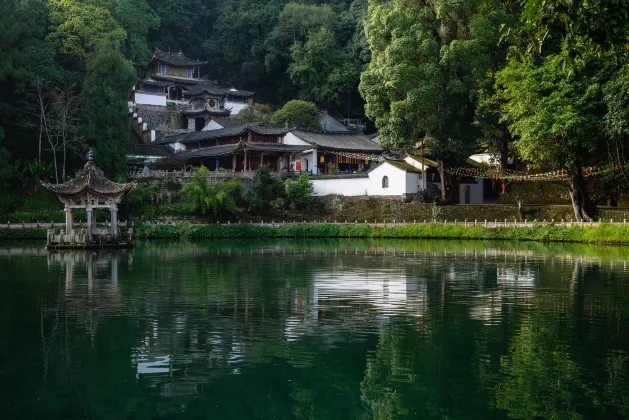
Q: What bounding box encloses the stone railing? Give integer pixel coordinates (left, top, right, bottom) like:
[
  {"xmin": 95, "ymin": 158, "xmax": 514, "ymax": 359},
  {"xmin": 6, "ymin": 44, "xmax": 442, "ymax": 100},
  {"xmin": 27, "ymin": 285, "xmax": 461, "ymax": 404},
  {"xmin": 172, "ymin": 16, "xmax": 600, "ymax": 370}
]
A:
[{"xmin": 128, "ymin": 170, "xmax": 244, "ymax": 179}]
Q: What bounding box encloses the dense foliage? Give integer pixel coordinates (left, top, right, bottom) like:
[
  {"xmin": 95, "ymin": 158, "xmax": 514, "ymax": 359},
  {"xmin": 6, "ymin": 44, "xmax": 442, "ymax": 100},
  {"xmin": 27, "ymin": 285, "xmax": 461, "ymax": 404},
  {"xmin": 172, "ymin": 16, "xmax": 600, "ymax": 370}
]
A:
[
  {"xmin": 245, "ymin": 166, "xmax": 284, "ymax": 209},
  {"xmin": 285, "ymin": 174, "xmax": 314, "ymax": 209},
  {"xmin": 2, "ymin": 0, "xmax": 629, "ymax": 221},
  {"xmin": 181, "ymin": 173, "xmax": 242, "ymax": 217}
]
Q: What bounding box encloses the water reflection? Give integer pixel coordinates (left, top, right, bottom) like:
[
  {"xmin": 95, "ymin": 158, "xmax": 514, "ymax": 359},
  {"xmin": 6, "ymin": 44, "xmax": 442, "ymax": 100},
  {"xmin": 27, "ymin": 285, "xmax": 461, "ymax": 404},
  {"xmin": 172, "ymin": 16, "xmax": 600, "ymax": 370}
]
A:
[{"xmin": 1, "ymin": 240, "xmax": 629, "ymax": 419}]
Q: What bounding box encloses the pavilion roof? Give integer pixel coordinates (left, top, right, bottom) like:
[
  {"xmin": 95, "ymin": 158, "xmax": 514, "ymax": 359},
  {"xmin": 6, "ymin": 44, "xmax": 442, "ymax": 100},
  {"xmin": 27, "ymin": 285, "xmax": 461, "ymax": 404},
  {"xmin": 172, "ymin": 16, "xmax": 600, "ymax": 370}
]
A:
[{"xmin": 43, "ymin": 162, "xmax": 134, "ymax": 197}]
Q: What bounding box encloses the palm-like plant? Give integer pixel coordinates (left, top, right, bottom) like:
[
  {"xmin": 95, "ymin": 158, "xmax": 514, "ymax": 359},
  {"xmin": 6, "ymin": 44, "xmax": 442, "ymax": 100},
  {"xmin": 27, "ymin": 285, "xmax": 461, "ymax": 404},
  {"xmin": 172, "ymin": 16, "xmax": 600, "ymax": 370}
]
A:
[{"xmin": 182, "ymin": 173, "xmax": 241, "ymax": 217}]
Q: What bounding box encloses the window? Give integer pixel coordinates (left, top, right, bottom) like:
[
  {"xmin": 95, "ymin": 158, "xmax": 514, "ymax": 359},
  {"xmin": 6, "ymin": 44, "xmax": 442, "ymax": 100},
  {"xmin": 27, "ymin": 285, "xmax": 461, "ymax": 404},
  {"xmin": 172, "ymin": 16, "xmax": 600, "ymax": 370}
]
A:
[
  {"xmin": 382, "ymin": 176, "xmax": 389, "ymax": 188},
  {"xmin": 208, "ymin": 99, "xmax": 217, "ymax": 108}
]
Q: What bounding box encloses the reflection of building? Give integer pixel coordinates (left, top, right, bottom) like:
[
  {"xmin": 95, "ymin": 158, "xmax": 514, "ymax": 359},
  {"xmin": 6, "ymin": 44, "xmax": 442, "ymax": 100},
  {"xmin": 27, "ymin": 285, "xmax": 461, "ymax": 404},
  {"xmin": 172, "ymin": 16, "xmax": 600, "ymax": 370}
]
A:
[{"xmin": 284, "ymin": 269, "xmax": 428, "ymax": 344}]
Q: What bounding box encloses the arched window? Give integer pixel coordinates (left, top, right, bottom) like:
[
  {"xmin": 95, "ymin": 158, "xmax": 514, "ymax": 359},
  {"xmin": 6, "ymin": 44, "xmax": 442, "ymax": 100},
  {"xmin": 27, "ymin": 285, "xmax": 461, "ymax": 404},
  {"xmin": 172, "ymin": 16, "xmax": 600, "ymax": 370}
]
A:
[{"xmin": 382, "ymin": 176, "xmax": 389, "ymax": 188}]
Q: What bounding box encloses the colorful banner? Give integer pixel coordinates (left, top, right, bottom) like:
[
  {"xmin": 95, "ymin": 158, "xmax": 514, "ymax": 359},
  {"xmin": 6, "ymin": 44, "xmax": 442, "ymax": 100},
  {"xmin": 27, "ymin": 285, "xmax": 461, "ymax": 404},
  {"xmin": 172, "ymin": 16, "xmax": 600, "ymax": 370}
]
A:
[{"xmin": 445, "ymin": 165, "xmax": 622, "ymax": 182}]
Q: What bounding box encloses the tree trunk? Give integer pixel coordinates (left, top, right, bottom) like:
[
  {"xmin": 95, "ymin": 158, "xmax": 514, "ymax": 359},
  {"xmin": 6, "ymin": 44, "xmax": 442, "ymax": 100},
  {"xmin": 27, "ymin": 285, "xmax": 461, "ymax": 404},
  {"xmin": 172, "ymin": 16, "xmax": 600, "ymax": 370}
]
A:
[
  {"xmin": 438, "ymin": 160, "xmax": 447, "ymax": 202},
  {"xmin": 51, "ymin": 149, "xmax": 59, "ymax": 184},
  {"xmin": 568, "ymin": 162, "xmax": 596, "ymax": 222},
  {"xmin": 62, "ymin": 138, "xmax": 66, "ymax": 181},
  {"xmin": 38, "ymin": 113, "xmax": 43, "ymax": 164},
  {"xmin": 499, "ymin": 122, "xmax": 510, "ymax": 195}
]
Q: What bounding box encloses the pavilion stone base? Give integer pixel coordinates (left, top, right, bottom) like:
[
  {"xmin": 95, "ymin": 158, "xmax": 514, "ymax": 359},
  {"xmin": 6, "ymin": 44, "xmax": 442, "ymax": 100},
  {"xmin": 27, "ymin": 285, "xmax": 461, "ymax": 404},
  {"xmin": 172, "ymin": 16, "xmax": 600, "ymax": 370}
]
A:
[{"xmin": 46, "ymin": 229, "xmax": 134, "ymax": 250}]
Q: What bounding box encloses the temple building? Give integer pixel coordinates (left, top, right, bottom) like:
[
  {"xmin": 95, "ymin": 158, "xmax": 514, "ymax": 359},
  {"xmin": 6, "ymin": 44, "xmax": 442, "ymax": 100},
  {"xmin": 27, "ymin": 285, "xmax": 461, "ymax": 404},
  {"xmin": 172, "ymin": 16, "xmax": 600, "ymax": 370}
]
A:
[
  {"xmin": 132, "ymin": 49, "xmax": 254, "ymax": 115},
  {"xmin": 147, "ymin": 125, "xmax": 383, "ymax": 174}
]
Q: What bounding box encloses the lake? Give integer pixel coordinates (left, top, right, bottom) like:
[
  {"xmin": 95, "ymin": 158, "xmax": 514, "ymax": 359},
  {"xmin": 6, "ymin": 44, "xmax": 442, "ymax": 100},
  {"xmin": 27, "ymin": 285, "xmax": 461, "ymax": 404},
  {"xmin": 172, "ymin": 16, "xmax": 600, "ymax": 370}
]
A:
[{"xmin": 1, "ymin": 239, "xmax": 628, "ymax": 419}]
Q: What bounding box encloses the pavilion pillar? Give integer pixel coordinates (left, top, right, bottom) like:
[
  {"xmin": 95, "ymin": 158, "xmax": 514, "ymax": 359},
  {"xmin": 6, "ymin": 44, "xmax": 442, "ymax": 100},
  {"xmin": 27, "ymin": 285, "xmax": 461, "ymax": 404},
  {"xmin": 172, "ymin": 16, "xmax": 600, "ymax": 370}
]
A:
[
  {"xmin": 260, "ymin": 153, "xmax": 264, "ymax": 168},
  {"xmin": 232, "ymin": 154, "xmax": 236, "ymax": 171},
  {"xmin": 64, "ymin": 207, "xmax": 73, "ymax": 235},
  {"xmin": 243, "ymin": 150, "xmax": 248, "ymax": 176},
  {"xmin": 86, "ymin": 208, "xmax": 93, "ymax": 238},
  {"xmin": 110, "ymin": 206, "xmax": 118, "ymax": 236}
]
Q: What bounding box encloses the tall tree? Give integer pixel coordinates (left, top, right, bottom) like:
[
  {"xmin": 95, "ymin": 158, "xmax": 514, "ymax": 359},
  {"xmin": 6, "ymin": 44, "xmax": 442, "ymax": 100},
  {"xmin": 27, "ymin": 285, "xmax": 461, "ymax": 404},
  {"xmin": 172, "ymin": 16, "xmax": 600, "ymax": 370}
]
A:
[
  {"xmin": 270, "ymin": 100, "xmax": 321, "ymax": 131},
  {"xmin": 360, "ymin": 0, "xmax": 490, "ymax": 201},
  {"xmin": 147, "ymin": 0, "xmax": 211, "ymax": 59},
  {"xmin": 0, "ymin": 128, "xmax": 14, "ymax": 191},
  {"xmin": 289, "ymin": 27, "xmax": 359, "ymax": 107},
  {"xmin": 519, "ymin": 0, "xmax": 629, "ymax": 63},
  {"xmin": 81, "ymin": 46, "xmax": 136, "ymax": 176},
  {"xmin": 496, "ymin": 50, "xmax": 604, "ymax": 221},
  {"xmin": 92, "ymin": 0, "xmax": 160, "ymax": 63},
  {"xmin": 47, "ymin": 0, "xmax": 127, "ymax": 60}
]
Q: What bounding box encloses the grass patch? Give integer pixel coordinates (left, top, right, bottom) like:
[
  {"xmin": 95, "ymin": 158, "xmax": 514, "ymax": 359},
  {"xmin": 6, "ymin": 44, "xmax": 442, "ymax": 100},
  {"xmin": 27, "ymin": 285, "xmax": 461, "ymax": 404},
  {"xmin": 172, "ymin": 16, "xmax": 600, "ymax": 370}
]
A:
[{"xmin": 134, "ymin": 222, "xmax": 629, "ymax": 244}]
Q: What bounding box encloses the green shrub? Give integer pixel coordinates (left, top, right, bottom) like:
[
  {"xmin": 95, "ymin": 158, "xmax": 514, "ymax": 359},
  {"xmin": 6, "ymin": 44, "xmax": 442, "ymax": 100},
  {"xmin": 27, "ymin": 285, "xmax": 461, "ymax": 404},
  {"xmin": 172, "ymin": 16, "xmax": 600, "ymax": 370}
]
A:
[
  {"xmin": 181, "ymin": 173, "xmax": 241, "ymax": 216},
  {"xmin": 270, "ymin": 198, "xmax": 285, "ymax": 212},
  {"xmin": 285, "ymin": 174, "xmax": 314, "ymax": 209},
  {"xmin": 245, "ymin": 165, "xmax": 281, "ymax": 208},
  {"xmin": 120, "ymin": 181, "xmax": 158, "ymax": 216},
  {"xmin": 326, "ymin": 163, "xmax": 340, "ymax": 175}
]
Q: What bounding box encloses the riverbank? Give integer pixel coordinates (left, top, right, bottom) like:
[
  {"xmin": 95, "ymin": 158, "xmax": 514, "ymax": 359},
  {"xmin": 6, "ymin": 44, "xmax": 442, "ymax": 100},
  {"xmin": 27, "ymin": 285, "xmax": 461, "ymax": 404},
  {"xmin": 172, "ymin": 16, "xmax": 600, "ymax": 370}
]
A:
[
  {"xmin": 4, "ymin": 222, "xmax": 629, "ymax": 245},
  {"xmin": 133, "ymin": 222, "xmax": 629, "ymax": 244}
]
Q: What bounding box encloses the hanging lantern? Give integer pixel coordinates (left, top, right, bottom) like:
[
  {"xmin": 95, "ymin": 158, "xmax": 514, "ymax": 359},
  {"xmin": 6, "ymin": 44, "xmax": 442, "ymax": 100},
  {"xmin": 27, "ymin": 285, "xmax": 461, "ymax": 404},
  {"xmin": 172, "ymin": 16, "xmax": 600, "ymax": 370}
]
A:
[{"xmin": 320, "ymin": 155, "xmax": 324, "ymax": 163}]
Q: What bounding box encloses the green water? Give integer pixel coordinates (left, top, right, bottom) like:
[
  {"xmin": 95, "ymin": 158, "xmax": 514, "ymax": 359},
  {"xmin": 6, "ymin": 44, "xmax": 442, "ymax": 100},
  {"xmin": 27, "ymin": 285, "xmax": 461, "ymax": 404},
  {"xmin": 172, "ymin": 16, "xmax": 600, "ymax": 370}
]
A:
[{"xmin": 1, "ymin": 240, "xmax": 629, "ymax": 419}]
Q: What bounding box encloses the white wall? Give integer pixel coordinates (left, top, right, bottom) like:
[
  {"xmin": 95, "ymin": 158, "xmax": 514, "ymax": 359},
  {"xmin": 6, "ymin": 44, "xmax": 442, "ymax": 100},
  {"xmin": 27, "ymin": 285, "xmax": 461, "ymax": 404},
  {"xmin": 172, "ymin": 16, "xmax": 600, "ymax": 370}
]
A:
[
  {"xmin": 291, "ymin": 150, "xmax": 318, "ymax": 174},
  {"xmin": 225, "ymin": 101, "xmax": 249, "ymax": 115},
  {"xmin": 312, "ymin": 177, "xmax": 370, "ymax": 197},
  {"xmin": 459, "ymin": 179, "xmax": 484, "ymax": 204},
  {"xmin": 367, "ymin": 163, "xmax": 410, "ymax": 196},
  {"xmin": 285, "ymin": 133, "xmax": 315, "ymax": 172},
  {"xmin": 283, "ymin": 132, "xmax": 311, "ymax": 146},
  {"xmin": 202, "ymin": 120, "xmax": 225, "ymax": 131},
  {"xmin": 405, "ymin": 171, "xmax": 421, "ymax": 194},
  {"xmin": 135, "ymin": 92, "xmax": 167, "ymax": 107}
]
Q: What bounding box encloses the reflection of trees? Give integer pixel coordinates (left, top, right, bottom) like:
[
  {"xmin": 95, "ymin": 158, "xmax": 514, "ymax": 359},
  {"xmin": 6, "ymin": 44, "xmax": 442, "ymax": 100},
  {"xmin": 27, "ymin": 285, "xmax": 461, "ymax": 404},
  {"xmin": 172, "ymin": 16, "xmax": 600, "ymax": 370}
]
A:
[
  {"xmin": 495, "ymin": 314, "xmax": 586, "ymax": 419},
  {"xmin": 494, "ymin": 260, "xmax": 629, "ymax": 420},
  {"xmin": 3, "ymin": 241, "xmax": 629, "ymax": 418}
]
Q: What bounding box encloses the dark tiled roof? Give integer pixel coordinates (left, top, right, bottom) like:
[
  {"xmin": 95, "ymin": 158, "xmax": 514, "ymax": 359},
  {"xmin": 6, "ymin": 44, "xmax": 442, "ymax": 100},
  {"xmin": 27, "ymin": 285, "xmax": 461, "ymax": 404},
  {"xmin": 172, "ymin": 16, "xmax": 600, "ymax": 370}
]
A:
[
  {"xmin": 242, "ymin": 142, "xmax": 309, "ymax": 153},
  {"xmin": 138, "ymin": 78, "xmax": 171, "ymax": 87},
  {"xmin": 291, "ymin": 130, "xmax": 383, "ymax": 152},
  {"xmin": 151, "ymin": 74, "xmax": 203, "ymax": 85},
  {"xmin": 125, "ymin": 143, "xmax": 174, "ymax": 157},
  {"xmin": 43, "ymin": 163, "xmax": 134, "ymax": 196},
  {"xmin": 372, "ymin": 160, "xmax": 422, "ymax": 173},
  {"xmin": 180, "ymin": 107, "xmax": 232, "ymax": 117},
  {"xmin": 227, "ymin": 89, "xmax": 255, "ymax": 98},
  {"xmin": 151, "ymin": 49, "xmax": 207, "ymax": 67},
  {"xmin": 210, "ymin": 117, "xmax": 236, "ymax": 128},
  {"xmin": 171, "ymin": 125, "xmax": 291, "ymax": 145},
  {"xmin": 183, "ymin": 83, "xmax": 229, "ymax": 97},
  {"xmin": 317, "ymin": 111, "xmax": 348, "ymax": 132},
  {"xmin": 180, "ymin": 144, "xmax": 240, "ymax": 159},
  {"xmin": 180, "ymin": 142, "xmax": 309, "ymax": 159}
]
